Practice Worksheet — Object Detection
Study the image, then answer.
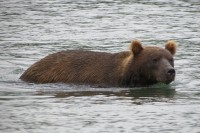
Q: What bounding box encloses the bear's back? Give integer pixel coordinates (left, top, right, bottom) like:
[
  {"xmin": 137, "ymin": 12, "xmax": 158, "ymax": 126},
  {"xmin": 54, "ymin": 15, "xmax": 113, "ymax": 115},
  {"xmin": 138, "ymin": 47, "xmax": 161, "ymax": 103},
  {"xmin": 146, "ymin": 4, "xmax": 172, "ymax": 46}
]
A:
[{"xmin": 20, "ymin": 50, "xmax": 126, "ymax": 85}]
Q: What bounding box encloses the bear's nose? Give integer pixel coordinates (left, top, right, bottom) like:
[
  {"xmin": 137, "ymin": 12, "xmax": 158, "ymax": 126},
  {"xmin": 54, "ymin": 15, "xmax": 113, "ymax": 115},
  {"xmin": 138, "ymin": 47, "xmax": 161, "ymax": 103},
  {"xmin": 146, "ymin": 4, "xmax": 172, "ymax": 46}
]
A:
[{"xmin": 167, "ymin": 68, "xmax": 175, "ymax": 76}]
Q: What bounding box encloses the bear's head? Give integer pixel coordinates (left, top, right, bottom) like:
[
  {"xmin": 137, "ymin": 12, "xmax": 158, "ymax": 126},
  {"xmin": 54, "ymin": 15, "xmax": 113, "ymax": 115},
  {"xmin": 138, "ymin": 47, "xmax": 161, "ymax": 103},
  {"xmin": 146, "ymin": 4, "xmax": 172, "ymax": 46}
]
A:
[{"xmin": 124, "ymin": 40, "xmax": 177, "ymax": 86}]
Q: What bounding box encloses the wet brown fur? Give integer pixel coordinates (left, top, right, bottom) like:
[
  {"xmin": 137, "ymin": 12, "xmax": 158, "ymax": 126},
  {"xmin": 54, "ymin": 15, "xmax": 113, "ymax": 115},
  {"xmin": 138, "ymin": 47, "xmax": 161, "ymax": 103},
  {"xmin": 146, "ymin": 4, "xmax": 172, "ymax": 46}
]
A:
[
  {"xmin": 20, "ymin": 50, "xmax": 131, "ymax": 86},
  {"xmin": 20, "ymin": 40, "xmax": 176, "ymax": 87}
]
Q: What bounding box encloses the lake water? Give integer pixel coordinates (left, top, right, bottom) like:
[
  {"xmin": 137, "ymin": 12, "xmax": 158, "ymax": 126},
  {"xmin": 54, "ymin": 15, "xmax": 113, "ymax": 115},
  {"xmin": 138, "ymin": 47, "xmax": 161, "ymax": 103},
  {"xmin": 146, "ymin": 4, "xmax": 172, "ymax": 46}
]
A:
[{"xmin": 0, "ymin": 0, "xmax": 200, "ymax": 132}]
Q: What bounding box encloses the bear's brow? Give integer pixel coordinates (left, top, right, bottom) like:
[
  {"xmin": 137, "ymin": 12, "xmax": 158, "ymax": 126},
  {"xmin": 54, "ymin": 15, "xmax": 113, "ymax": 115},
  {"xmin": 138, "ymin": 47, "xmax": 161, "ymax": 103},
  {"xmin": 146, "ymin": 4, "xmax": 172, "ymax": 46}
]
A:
[{"xmin": 144, "ymin": 47, "xmax": 172, "ymax": 58}]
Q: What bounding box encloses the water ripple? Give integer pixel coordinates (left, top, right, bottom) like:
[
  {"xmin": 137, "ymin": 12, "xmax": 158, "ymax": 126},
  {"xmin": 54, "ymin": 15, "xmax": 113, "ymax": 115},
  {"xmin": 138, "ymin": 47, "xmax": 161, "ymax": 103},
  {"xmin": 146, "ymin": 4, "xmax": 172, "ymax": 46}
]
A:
[{"xmin": 1, "ymin": 0, "xmax": 200, "ymax": 132}]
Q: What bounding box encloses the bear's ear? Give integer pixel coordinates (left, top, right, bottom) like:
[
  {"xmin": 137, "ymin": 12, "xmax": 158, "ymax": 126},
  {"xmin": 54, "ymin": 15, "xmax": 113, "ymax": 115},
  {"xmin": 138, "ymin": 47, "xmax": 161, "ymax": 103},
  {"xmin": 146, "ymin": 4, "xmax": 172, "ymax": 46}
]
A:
[
  {"xmin": 130, "ymin": 40, "xmax": 143, "ymax": 56},
  {"xmin": 165, "ymin": 40, "xmax": 177, "ymax": 55}
]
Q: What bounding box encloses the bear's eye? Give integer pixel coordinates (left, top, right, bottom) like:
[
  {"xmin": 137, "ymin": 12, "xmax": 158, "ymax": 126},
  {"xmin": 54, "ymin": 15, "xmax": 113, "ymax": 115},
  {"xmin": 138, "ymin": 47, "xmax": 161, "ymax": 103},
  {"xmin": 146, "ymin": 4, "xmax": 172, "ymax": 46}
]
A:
[
  {"xmin": 169, "ymin": 58, "xmax": 174, "ymax": 62},
  {"xmin": 152, "ymin": 58, "xmax": 160, "ymax": 63},
  {"xmin": 169, "ymin": 58, "xmax": 174, "ymax": 63}
]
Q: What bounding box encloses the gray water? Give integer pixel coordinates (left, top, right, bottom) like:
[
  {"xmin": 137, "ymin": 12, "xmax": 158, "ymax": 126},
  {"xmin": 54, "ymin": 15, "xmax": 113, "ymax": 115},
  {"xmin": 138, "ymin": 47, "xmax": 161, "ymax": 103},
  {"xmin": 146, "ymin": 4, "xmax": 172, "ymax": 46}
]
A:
[{"xmin": 0, "ymin": 0, "xmax": 200, "ymax": 132}]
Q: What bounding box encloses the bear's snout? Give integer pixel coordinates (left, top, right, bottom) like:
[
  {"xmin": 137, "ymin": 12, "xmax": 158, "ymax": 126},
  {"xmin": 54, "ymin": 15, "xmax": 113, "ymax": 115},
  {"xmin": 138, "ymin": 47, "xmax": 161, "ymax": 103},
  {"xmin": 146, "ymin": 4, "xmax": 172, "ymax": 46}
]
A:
[
  {"xmin": 165, "ymin": 68, "xmax": 176, "ymax": 84},
  {"xmin": 167, "ymin": 68, "xmax": 175, "ymax": 76}
]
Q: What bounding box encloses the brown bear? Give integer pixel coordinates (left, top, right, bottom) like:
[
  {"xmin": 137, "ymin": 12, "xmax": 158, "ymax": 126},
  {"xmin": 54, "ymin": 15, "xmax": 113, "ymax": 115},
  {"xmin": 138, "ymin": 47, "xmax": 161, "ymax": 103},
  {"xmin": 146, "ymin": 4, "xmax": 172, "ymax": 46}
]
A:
[{"xmin": 20, "ymin": 40, "xmax": 176, "ymax": 87}]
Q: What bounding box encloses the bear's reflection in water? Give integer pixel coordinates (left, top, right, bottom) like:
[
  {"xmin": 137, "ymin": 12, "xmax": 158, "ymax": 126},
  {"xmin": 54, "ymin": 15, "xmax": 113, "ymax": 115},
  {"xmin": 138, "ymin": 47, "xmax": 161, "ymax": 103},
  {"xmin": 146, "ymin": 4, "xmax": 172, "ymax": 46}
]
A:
[{"xmin": 36, "ymin": 85, "xmax": 175, "ymax": 104}]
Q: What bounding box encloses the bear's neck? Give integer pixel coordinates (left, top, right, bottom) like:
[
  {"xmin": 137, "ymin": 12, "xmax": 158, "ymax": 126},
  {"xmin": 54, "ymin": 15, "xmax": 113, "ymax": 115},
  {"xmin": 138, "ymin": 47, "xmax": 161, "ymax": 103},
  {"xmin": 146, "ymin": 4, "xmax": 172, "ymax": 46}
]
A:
[
  {"xmin": 121, "ymin": 65, "xmax": 157, "ymax": 87},
  {"xmin": 121, "ymin": 73, "xmax": 157, "ymax": 87}
]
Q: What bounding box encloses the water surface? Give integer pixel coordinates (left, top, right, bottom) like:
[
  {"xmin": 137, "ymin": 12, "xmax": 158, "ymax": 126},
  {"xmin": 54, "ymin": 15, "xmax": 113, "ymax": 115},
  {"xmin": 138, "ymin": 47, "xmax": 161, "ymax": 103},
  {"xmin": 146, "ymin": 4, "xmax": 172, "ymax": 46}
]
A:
[{"xmin": 1, "ymin": 0, "xmax": 200, "ymax": 132}]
